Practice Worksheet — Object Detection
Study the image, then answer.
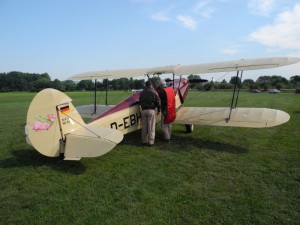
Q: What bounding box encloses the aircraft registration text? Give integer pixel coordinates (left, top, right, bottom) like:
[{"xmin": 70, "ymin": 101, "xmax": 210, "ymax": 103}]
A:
[{"xmin": 110, "ymin": 112, "xmax": 141, "ymax": 130}]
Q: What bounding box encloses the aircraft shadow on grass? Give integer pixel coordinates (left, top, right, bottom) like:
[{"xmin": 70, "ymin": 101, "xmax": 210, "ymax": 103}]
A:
[
  {"xmin": 0, "ymin": 149, "xmax": 86, "ymax": 174},
  {"xmin": 122, "ymin": 130, "xmax": 248, "ymax": 154},
  {"xmin": 1, "ymin": 126, "xmax": 247, "ymax": 172}
]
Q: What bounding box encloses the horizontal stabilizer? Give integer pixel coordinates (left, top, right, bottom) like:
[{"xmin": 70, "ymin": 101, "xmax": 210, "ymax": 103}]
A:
[
  {"xmin": 64, "ymin": 127, "xmax": 123, "ymax": 159},
  {"xmin": 175, "ymin": 107, "xmax": 290, "ymax": 128}
]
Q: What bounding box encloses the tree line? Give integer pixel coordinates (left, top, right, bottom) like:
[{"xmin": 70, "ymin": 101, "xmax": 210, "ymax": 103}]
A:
[
  {"xmin": 0, "ymin": 72, "xmax": 145, "ymax": 92},
  {"xmin": 188, "ymin": 74, "xmax": 300, "ymax": 91},
  {"xmin": 0, "ymin": 71, "xmax": 299, "ymax": 92}
]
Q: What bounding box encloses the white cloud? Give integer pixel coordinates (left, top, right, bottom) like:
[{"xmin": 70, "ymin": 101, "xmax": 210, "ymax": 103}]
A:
[
  {"xmin": 194, "ymin": 0, "xmax": 216, "ymax": 18},
  {"xmin": 248, "ymin": 0, "xmax": 275, "ymax": 16},
  {"xmin": 177, "ymin": 15, "xmax": 198, "ymax": 30},
  {"xmin": 250, "ymin": 3, "xmax": 300, "ymax": 50},
  {"xmin": 150, "ymin": 4, "xmax": 178, "ymax": 22},
  {"xmin": 151, "ymin": 12, "xmax": 171, "ymax": 22}
]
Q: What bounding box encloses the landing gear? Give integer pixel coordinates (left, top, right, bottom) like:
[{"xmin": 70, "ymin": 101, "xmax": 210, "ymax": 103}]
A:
[{"xmin": 185, "ymin": 124, "xmax": 194, "ymax": 133}]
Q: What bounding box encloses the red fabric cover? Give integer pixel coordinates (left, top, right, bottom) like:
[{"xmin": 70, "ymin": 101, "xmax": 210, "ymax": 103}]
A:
[{"xmin": 164, "ymin": 87, "xmax": 176, "ymax": 124}]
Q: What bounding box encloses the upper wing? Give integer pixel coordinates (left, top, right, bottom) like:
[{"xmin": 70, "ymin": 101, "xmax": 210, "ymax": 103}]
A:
[
  {"xmin": 68, "ymin": 57, "xmax": 300, "ymax": 80},
  {"xmin": 69, "ymin": 68, "xmax": 153, "ymax": 80},
  {"xmin": 174, "ymin": 57, "xmax": 300, "ymax": 75},
  {"xmin": 174, "ymin": 107, "xmax": 290, "ymax": 128}
]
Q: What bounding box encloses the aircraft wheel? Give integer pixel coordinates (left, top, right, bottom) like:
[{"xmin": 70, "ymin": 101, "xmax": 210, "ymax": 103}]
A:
[{"xmin": 185, "ymin": 124, "xmax": 194, "ymax": 133}]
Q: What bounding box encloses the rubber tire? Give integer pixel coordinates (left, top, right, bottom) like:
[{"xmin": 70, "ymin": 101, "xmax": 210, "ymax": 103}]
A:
[{"xmin": 185, "ymin": 124, "xmax": 194, "ymax": 133}]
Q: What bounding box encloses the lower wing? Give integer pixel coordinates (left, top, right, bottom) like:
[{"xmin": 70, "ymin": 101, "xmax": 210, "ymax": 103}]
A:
[{"xmin": 174, "ymin": 107, "xmax": 290, "ymax": 128}]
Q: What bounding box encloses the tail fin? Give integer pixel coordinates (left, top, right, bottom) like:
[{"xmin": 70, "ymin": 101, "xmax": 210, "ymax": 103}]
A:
[
  {"xmin": 26, "ymin": 88, "xmax": 77, "ymax": 157},
  {"xmin": 26, "ymin": 88, "xmax": 123, "ymax": 160}
]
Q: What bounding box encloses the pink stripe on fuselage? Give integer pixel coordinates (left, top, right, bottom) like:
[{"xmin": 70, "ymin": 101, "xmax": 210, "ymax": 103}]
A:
[
  {"xmin": 92, "ymin": 92, "xmax": 141, "ymax": 122},
  {"xmin": 91, "ymin": 78, "xmax": 189, "ymax": 122}
]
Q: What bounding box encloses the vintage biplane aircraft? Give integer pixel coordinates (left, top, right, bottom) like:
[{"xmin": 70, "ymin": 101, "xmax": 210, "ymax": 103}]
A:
[{"xmin": 25, "ymin": 57, "xmax": 300, "ymax": 160}]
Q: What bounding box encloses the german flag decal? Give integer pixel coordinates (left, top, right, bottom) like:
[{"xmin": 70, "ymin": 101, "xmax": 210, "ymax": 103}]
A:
[{"xmin": 60, "ymin": 105, "xmax": 70, "ymax": 114}]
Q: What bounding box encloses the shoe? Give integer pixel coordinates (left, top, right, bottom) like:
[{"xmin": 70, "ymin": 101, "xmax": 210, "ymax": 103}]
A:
[{"xmin": 147, "ymin": 144, "xmax": 154, "ymax": 147}]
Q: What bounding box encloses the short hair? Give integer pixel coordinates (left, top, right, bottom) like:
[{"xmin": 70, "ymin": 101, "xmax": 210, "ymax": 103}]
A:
[
  {"xmin": 145, "ymin": 80, "xmax": 152, "ymax": 87},
  {"xmin": 159, "ymin": 80, "xmax": 167, "ymax": 88}
]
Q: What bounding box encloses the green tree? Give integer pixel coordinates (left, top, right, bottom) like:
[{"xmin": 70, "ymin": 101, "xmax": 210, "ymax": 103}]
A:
[
  {"xmin": 290, "ymin": 75, "xmax": 300, "ymax": 87},
  {"xmin": 129, "ymin": 78, "xmax": 135, "ymax": 89},
  {"xmin": 32, "ymin": 78, "xmax": 52, "ymax": 91},
  {"xmin": 256, "ymin": 75, "xmax": 288, "ymax": 90},
  {"xmin": 203, "ymin": 81, "xmax": 214, "ymax": 91},
  {"xmin": 270, "ymin": 75, "xmax": 288, "ymax": 89},
  {"xmin": 134, "ymin": 79, "xmax": 144, "ymax": 89},
  {"xmin": 256, "ymin": 76, "xmax": 271, "ymax": 91},
  {"xmin": 242, "ymin": 79, "xmax": 255, "ymax": 90},
  {"xmin": 188, "ymin": 74, "xmax": 203, "ymax": 90},
  {"xmin": 229, "ymin": 76, "xmax": 242, "ymax": 87},
  {"xmin": 118, "ymin": 78, "xmax": 130, "ymax": 90},
  {"xmin": 40, "ymin": 73, "xmax": 51, "ymax": 80},
  {"xmin": 63, "ymin": 80, "xmax": 76, "ymax": 91},
  {"xmin": 52, "ymin": 79, "xmax": 63, "ymax": 91},
  {"xmin": 77, "ymin": 80, "xmax": 94, "ymax": 91},
  {"xmin": 217, "ymin": 79, "xmax": 232, "ymax": 89}
]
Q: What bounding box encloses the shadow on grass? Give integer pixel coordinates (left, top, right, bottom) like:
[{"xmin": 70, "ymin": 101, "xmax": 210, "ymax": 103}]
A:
[
  {"xmin": 0, "ymin": 149, "xmax": 86, "ymax": 174},
  {"xmin": 122, "ymin": 130, "xmax": 248, "ymax": 154}
]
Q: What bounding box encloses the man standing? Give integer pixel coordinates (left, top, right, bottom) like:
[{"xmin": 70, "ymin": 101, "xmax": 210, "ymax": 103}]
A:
[
  {"xmin": 139, "ymin": 80, "xmax": 161, "ymax": 147},
  {"xmin": 156, "ymin": 80, "xmax": 176, "ymax": 143}
]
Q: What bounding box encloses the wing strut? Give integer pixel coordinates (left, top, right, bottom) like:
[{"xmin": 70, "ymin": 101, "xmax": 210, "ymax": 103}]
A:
[
  {"xmin": 234, "ymin": 70, "xmax": 243, "ymax": 108},
  {"xmin": 105, "ymin": 79, "xmax": 109, "ymax": 106},
  {"xmin": 93, "ymin": 79, "xmax": 97, "ymax": 114},
  {"xmin": 91, "ymin": 79, "xmax": 109, "ymax": 115},
  {"xmin": 227, "ymin": 70, "xmax": 243, "ymax": 122},
  {"xmin": 172, "ymin": 73, "xmax": 175, "ymax": 88}
]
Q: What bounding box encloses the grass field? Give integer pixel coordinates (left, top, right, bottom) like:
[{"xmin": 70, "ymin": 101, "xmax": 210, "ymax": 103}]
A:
[{"xmin": 1, "ymin": 90, "xmax": 299, "ymax": 224}]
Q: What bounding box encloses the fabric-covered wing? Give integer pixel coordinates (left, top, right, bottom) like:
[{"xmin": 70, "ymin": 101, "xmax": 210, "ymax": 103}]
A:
[
  {"xmin": 174, "ymin": 107, "xmax": 290, "ymax": 128},
  {"xmin": 69, "ymin": 66, "xmax": 178, "ymax": 80},
  {"xmin": 174, "ymin": 57, "xmax": 300, "ymax": 75},
  {"xmin": 69, "ymin": 68, "xmax": 152, "ymax": 80},
  {"xmin": 68, "ymin": 57, "xmax": 300, "ymax": 80}
]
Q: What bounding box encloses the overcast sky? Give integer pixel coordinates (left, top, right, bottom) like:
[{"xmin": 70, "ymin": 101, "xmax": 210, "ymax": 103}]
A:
[{"xmin": 1, "ymin": 0, "xmax": 300, "ymax": 81}]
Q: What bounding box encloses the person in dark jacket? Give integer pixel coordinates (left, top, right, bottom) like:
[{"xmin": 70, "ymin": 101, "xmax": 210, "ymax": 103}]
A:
[{"xmin": 139, "ymin": 80, "xmax": 161, "ymax": 147}]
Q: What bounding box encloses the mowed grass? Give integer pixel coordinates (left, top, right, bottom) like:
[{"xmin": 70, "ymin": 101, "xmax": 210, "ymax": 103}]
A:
[{"xmin": 0, "ymin": 90, "xmax": 299, "ymax": 224}]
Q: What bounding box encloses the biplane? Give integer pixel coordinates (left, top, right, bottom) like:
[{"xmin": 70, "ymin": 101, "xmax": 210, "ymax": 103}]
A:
[{"xmin": 25, "ymin": 57, "xmax": 300, "ymax": 160}]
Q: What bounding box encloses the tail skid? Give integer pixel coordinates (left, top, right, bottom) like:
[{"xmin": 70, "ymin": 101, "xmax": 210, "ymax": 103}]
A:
[{"xmin": 26, "ymin": 88, "xmax": 123, "ymax": 160}]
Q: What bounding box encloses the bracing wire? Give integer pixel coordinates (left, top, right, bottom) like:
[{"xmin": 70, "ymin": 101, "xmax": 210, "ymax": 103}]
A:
[{"xmin": 57, "ymin": 109, "xmax": 116, "ymax": 144}]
